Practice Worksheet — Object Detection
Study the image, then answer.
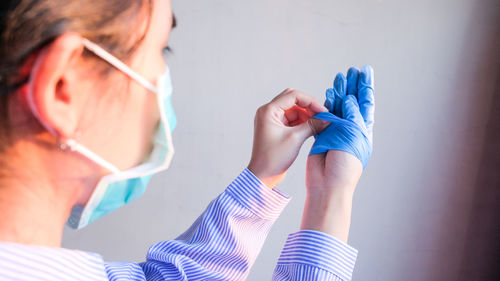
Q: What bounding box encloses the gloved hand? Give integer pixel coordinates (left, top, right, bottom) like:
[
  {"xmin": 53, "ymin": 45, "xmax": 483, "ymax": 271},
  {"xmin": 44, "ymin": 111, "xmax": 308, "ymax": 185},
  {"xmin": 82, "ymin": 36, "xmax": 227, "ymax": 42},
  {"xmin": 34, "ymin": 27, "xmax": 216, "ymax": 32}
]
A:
[{"xmin": 309, "ymin": 65, "xmax": 375, "ymax": 169}]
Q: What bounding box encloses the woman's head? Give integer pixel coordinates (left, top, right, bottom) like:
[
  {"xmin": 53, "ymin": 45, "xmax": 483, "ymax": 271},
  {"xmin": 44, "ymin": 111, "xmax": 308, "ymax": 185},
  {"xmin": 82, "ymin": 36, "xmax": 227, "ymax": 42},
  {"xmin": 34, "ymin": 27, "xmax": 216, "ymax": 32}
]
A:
[{"xmin": 0, "ymin": 0, "xmax": 175, "ymax": 207}]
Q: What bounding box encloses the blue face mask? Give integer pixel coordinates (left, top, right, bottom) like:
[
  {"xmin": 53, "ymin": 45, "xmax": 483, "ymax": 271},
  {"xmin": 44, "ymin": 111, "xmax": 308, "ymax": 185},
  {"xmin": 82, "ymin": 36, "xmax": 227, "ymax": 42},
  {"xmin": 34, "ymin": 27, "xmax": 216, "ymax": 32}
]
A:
[{"xmin": 28, "ymin": 38, "xmax": 177, "ymax": 229}]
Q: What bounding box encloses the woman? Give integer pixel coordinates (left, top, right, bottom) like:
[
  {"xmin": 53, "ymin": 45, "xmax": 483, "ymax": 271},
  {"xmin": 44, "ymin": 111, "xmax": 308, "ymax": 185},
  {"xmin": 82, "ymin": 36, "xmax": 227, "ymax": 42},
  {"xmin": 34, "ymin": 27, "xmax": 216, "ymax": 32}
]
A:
[{"xmin": 0, "ymin": 0, "xmax": 375, "ymax": 280}]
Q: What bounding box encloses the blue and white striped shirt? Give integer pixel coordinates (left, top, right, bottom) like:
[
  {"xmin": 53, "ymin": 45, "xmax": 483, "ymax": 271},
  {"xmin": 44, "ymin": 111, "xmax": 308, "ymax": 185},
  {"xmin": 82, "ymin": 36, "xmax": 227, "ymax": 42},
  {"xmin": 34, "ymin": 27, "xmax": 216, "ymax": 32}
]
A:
[{"xmin": 0, "ymin": 169, "xmax": 358, "ymax": 280}]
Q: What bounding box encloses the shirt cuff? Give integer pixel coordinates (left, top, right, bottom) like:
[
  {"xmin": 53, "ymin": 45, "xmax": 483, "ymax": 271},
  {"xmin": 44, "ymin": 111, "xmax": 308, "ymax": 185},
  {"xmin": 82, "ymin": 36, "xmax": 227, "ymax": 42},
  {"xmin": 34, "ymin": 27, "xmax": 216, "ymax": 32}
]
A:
[
  {"xmin": 226, "ymin": 168, "xmax": 291, "ymax": 220},
  {"xmin": 277, "ymin": 230, "xmax": 358, "ymax": 280}
]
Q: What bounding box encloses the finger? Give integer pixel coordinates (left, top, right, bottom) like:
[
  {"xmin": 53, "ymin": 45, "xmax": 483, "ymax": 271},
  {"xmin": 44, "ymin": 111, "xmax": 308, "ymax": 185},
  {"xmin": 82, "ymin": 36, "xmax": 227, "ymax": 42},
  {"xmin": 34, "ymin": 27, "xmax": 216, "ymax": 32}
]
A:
[
  {"xmin": 358, "ymin": 65, "xmax": 375, "ymax": 138},
  {"xmin": 285, "ymin": 105, "xmax": 312, "ymax": 126},
  {"xmin": 294, "ymin": 116, "xmax": 330, "ymax": 141},
  {"xmin": 324, "ymin": 88, "xmax": 335, "ymax": 113},
  {"xmin": 309, "ymin": 118, "xmax": 330, "ymax": 135},
  {"xmin": 271, "ymin": 89, "xmax": 327, "ymax": 114},
  {"xmin": 332, "ymin": 72, "xmax": 346, "ymax": 117},
  {"xmin": 283, "ymin": 106, "xmax": 298, "ymax": 126},
  {"xmin": 342, "ymin": 95, "xmax": 365, "ymax": 130},
  {"xmin": 346, "ymin": 67, "xmax": 360, "ymax": 98},
  {"xmin": 271, "ymin": 88, "xmax": 295, "ymax": 104}
]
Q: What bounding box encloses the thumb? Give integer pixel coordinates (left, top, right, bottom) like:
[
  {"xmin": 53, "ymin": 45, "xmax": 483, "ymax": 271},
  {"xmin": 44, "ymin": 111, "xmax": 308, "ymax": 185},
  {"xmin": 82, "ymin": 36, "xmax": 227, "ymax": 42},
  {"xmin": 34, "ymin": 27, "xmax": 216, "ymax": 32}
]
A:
[{"xmin": 294, "ymin": 117, "xmax": 330, "ymax": 141}]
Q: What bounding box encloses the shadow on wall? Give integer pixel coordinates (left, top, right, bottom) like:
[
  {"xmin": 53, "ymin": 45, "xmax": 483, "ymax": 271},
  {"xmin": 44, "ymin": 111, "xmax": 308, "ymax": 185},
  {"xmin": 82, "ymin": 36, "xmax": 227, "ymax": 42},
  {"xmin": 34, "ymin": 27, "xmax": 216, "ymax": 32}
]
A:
[
  {"xmin": 458, "ymin": 69, "xmax": 500, "ymax": 279},
  {"xmin": 425, "ymin": 0, "xmax": 500, "ymax": 279},
  {"xmin": 457, "ymin": 3, "xmax": 500, "ymax": 277}
]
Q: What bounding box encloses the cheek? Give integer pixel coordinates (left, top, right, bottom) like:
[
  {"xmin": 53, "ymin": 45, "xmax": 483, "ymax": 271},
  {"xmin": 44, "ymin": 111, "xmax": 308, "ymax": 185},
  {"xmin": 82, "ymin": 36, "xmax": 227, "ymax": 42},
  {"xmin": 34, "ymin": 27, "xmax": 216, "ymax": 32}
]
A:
[
  {"xmin": 120, "ymin": 82, "xmax": 160, "ymax": 165},
  {"xmin": 79, "ymin": 79, "xmax": 160, "ymax": 170}
]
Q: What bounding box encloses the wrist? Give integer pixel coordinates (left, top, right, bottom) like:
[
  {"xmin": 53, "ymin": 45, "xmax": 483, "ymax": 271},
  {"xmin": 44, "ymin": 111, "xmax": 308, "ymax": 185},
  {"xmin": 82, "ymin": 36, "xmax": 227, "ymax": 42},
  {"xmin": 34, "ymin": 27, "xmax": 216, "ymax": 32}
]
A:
[
  {"xmin": 246, "ymin": 163, "xmax": 285, "ymax": 189},
  {"xmin": 300, "ymin": 189, "xmax": 354, "ymax": 243},
  {"xmin": 307, "ymin": 184, "xmax": 355, "ymax": 200}
]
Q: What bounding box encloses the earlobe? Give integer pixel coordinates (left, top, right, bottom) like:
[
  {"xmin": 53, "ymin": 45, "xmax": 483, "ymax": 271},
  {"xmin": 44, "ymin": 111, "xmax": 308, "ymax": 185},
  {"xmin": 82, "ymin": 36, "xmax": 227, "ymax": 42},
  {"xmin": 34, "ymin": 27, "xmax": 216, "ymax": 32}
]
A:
[{"xmin": 27, "ymin": 33, "xmax": 86, "ymax": 139}]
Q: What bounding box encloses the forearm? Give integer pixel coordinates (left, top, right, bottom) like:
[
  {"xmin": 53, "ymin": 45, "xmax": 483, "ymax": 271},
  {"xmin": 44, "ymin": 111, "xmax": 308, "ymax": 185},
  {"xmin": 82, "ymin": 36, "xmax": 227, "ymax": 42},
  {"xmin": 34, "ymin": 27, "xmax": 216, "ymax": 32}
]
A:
[
  {"xmin": 271, "ymin": 189, "xmax": 357, "ymax": 280},
  {"xmin": 274, "ymin": 190, "xmax": 358, "ymax": 280},
  {"xmin": 300, "ymin": 188, "xmax": 354, "ymax": 243}
]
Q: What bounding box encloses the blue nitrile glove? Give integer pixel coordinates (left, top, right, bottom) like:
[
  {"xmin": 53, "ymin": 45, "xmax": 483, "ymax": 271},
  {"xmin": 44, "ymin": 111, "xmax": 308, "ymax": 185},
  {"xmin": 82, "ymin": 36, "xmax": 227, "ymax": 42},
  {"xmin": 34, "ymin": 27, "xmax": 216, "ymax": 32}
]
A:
[{"xmin": 309, "ymin": 65, "xmax": 375, "ymax": 169}]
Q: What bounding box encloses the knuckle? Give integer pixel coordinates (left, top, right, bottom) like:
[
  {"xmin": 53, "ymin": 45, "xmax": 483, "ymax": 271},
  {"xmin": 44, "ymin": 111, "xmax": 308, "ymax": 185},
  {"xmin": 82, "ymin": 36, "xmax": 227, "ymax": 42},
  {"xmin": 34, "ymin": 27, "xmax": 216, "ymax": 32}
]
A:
[
  {"xmin": 257, "ymin": 104, "xmax": 272, "ymax": 116},
  {"xmin": 286, "ymin": 88, "xmax": 302, "ymax": 97},
  {"xmin": 275, "ymin": 88, "xmax": 293, "ymax": 99}
]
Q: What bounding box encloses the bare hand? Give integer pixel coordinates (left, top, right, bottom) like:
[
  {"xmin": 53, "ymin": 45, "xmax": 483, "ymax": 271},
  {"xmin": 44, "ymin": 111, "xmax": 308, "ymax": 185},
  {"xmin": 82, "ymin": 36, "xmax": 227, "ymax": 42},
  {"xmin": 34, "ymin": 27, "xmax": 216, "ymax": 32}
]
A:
[{"xmin": 248, "ymin": 88, "xmax": 329, "ymax": 188}]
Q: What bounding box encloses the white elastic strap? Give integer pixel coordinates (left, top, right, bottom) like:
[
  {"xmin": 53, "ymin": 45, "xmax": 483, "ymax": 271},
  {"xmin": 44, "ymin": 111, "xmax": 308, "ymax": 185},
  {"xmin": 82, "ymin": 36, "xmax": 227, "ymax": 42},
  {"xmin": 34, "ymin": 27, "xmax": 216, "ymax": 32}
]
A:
[
  {"xmin": 82, "ymin": 38, "xmax": 157, "ymax": 94},
  {"xmin": 65, "ymin": 139, "xmax": 121, "ymax": 174}
]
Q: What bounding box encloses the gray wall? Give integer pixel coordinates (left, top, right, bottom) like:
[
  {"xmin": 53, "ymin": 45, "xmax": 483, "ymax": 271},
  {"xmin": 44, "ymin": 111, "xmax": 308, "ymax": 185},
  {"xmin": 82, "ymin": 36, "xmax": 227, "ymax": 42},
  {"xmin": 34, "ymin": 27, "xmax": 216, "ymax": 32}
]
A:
[{"xmin": 62, "ymin": 0, "xmax": 500, "ymax": 280}]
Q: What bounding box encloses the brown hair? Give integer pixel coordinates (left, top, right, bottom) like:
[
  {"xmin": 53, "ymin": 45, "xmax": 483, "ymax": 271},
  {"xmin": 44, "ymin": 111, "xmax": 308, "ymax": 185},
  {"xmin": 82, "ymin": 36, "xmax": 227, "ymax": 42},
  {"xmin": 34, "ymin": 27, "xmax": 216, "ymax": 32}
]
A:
[{"xmin": 0, "ymin": 0, "xmax": 151, "ymax": 145}]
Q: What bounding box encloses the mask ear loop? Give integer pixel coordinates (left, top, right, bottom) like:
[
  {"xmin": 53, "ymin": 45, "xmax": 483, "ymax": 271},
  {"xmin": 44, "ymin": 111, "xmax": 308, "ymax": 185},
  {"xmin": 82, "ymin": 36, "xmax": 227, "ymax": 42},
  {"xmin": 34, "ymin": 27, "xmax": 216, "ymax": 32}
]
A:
[
  {"xmin": 60, "ymin": 139, "xmax": 121, "ymax": 173},
  {"xmin": 82, "ymin": 39, "xmax": 157, "ymax": 94}
]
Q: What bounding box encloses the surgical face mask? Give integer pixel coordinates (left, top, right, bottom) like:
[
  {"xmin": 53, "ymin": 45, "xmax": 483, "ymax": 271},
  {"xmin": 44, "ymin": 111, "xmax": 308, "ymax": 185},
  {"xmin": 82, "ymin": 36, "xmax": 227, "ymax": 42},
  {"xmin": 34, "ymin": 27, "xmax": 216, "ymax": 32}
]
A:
[{"xmin": 28, "ymin": 38, "xmax": 176, "ymax": 229}]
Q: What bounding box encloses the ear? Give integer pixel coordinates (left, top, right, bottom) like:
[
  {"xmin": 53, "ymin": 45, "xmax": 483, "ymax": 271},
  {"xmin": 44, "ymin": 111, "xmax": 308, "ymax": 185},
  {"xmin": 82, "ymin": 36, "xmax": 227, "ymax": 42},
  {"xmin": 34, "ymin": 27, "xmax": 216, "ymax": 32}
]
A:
[{"xmin": 27, "ymin": 33, "xmax": 86, "ymax": 139}]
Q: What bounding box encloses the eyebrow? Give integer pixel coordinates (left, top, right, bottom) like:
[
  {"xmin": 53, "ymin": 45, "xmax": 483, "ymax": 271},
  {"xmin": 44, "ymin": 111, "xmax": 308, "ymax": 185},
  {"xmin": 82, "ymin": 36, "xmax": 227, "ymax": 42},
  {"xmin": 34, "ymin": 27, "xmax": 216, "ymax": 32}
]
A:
[{"xmin": 172, "ymin": 13, "xmax": 177, "ymax": 29}]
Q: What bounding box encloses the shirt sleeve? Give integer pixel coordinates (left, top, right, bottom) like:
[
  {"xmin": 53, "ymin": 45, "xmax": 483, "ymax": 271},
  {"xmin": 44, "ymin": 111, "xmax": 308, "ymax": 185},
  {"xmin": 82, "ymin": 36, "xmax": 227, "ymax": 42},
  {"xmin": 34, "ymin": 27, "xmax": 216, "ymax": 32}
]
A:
[
  {"xmin": 131, "ymin": 168, "xmax": 290, "ymax": 280},
  {"xmin": 104, "ymin": 169, "xmax": 359, "ymax": 281},
  {"xmin": 272, "ymin": 230, "xmax": 358, "ymax": 281}
]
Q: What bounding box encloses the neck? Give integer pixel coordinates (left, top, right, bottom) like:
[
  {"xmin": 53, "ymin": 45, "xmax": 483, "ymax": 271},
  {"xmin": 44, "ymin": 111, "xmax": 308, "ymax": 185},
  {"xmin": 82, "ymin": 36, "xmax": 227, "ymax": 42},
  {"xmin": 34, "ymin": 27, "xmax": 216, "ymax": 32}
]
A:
[
  {"xmin": 0, "ymin": 179, "xmax": 66, "ymax": 247},
  {"xmin": 0, "ymin": 138, "xmax": 85, "ymax": 248}
]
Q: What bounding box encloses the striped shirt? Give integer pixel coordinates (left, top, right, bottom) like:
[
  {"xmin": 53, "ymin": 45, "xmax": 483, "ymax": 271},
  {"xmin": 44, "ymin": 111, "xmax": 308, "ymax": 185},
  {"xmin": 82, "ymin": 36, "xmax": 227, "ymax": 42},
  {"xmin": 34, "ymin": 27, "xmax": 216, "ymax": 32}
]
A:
[{"xmin": 0, "ymin": 169, "xmax": 358, "ymax": 280}]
